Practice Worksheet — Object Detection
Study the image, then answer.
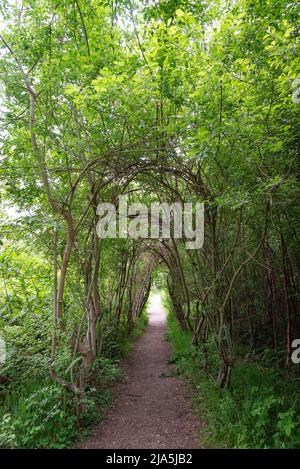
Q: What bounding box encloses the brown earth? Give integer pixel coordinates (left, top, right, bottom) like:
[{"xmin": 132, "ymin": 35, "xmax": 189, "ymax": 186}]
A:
[{"xmin": 80, "ymin": 294, "xmax": 201, "ymax": 449}]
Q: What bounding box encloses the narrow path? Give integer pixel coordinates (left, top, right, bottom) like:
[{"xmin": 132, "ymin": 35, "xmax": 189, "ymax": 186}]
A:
[{"xmin": 81, "ymin": 294, "xmax": 201, "ymax": 449}]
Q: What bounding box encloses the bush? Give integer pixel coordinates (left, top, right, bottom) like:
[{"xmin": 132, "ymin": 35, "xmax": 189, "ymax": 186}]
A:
[
  {"xmin": 0, "ymin": 384, "xmax": 77, "ymax": 448},
  {"xmin": 166, "ymin": 308, "xmax": 300, "ymax": 449}
]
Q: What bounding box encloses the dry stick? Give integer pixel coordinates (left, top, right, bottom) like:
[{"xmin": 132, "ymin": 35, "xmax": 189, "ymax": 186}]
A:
[
  {"xmin": 193, "ymin": 210, "xmax": 243, "ymax": 339},
  {"xmin": 217, "ymin": 200, "xmax": 271, "ymax": 361},
  {"xmin": 161, "ymin": 240, "xmax": 192, "ymax": 332},
  {"xmin": 222, "ymin": 204, "xmax": 269, "ymax": 316}
]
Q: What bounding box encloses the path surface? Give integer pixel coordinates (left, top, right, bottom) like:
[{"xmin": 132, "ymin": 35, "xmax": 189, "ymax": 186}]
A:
[{"xmin": 81, "ymin": 294, "xmax": 201, "ymax": 449}]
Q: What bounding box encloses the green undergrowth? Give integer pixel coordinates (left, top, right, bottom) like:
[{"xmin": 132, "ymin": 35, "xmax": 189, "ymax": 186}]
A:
[
  {"xmin": 166, "ymin": 306, "xmax": 300, "ymax": 449},
  {"xmin": 118, "ymin": 313, "xmax": 149, "ymax": 357},
  {"xmin": 0, "ymin": 312, "xmax": 148, "ymax": 448}
]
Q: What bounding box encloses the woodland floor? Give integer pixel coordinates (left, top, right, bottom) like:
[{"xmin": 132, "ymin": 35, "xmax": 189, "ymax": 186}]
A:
[{"xmin": 80, "ymin": 295, "xmax": 201, "ymax": 449}]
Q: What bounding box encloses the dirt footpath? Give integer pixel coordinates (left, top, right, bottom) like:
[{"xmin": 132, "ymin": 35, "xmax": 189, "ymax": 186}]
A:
[{"xmin": 80, "ymin": 294, "xmax": 201, "ymax": 449}]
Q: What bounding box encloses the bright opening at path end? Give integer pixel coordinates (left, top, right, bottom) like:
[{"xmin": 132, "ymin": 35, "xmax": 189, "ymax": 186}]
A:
[{"xmin": 147, "ymin": 292, "xmax": 166, "ymax": 324}]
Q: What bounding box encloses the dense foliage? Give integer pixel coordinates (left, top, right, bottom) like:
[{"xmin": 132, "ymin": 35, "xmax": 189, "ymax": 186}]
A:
[
  {"xmin": 0, "ymin": 0, "xmax": 299, "ymax": 448},
  {"xmin": 166, "ymin": 297, "xmax": 300, "ymax": 448}
]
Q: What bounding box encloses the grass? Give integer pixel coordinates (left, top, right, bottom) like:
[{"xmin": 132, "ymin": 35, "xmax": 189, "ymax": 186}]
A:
[{"xmin": 165, "ymin": 304, "xmax": 300, "ymax": 449}]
